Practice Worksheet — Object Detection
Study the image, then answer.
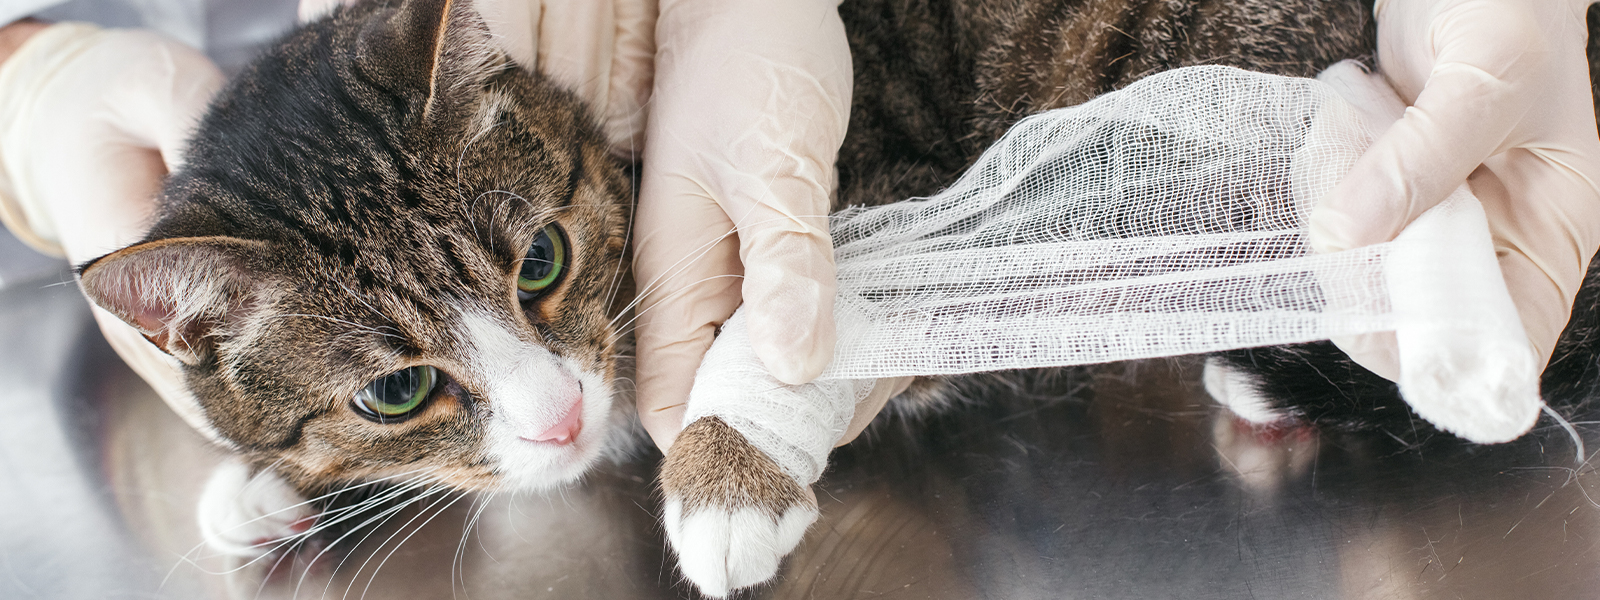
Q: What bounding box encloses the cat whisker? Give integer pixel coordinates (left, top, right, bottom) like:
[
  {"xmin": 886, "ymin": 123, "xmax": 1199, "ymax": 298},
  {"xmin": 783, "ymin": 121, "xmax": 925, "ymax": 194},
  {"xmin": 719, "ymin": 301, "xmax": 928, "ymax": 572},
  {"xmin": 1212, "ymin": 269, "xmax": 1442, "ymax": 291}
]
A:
[
  {"xmin": 291, "ymin": 476, "xmax": 436, "ymax": 543},
  {"xmin": 164, "ymin": 467, "xmax": 427, "ymax": 585},
  {"xmin": 206, "ymin": 474, "xmax": 443, "ymax": 580},
  {"xmin": 599, "ymin": 183, "xmax": 638, "ymax": 317},
  {"xmin": 453, "ymin": 106, "xmax": 503, "ymax": 201},
  {"xmin": 251, "ymin": 550, "xmax": 295, "ymax": 600},
  {"xmin": 464, "ymin": 189, "xmax": 542, "ymax": 256},
  {"xmin": 309, "ymin": 480, "xmax": 452, "ymax": 599},
  {"xmin": 610, "ymin": 212, "xmax": 835, "ymax": 331},
  {"xmin": 613, "ymin": 224, "xmax": 742, "ymax": 314},
  {"xmin": 354, "ymin": 488, "xmax": 469, "ymax": 600},
  {"xmin": 603, "ymin": 275, "xmax": 745, "ymax": 347},
  {"xmin": 452, "ymin": 490, "xmax": 497, "ymax": 598},
  {"xmin": 604, "ymin": 227, "xmax": 745, "ymax": 329},
  {"xmin": 215, "ymin": 468, "xmax": 436, "ymax": 550},
  {"xmin": 262, "ymin": 473, "xmax": 442, "ymax": 588},
  {"xmin": 334, "ymin": 482, "xmax": 456, "ymax": 597}
]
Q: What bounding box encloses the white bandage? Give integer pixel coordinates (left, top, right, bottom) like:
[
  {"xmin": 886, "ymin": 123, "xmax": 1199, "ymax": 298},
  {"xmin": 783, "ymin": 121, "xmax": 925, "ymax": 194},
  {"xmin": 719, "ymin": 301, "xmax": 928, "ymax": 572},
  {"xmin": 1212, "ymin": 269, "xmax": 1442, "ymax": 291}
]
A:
[
  {"xmin": 684, "ymin": 310, "xmax": 869, "ymax": 485},
  {"xmin": 686, "ymin": 62, "xmax": 1539, "ymax": 462}
]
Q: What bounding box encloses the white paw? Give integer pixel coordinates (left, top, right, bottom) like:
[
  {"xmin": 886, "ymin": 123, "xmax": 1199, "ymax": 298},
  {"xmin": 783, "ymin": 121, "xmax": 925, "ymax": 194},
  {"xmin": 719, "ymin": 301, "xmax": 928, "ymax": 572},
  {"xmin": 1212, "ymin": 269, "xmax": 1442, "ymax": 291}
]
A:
[
  {"xmin": 1202, "ymin": 358, "xmax": 1287, "ymax": 425},
  {"xmin": 197, "ymin": 460, "xmax": 314, "ymax": 558},
  {"xmin": 664, "ymin": 498, "xmax": 818, "ymax": 598}
]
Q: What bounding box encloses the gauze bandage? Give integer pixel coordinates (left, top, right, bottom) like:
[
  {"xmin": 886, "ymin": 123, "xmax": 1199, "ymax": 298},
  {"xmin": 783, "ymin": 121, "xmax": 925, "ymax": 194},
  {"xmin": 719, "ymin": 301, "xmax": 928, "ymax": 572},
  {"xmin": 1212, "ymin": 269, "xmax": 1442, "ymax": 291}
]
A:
[{"xmin": 686, "ymin": 62, "xmax": 1541, "ymax": 484}]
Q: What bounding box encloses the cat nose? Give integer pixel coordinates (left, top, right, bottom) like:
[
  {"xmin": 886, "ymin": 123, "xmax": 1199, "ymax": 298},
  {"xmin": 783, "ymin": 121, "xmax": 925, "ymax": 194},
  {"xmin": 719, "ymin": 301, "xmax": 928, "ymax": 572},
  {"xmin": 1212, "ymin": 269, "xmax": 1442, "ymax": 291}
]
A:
[{"xmin": 528, "ymin": 398, "xmax": 583, "ymax": 445}]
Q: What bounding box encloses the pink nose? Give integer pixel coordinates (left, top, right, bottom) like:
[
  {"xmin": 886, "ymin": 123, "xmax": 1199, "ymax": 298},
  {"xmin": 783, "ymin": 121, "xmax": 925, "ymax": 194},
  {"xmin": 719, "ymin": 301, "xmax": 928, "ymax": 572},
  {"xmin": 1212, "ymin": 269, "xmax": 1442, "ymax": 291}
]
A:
[{"xmin": 529, "ymin": 399, "xmax": 583, "ymax": 445}]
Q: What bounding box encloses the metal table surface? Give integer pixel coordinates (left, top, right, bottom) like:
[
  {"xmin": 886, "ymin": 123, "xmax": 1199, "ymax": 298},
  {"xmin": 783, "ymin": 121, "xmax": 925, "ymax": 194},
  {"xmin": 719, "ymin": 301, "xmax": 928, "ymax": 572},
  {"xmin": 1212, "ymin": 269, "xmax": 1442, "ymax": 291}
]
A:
[
  {"xmin": 4, "ymin": 261, "xmax": 1600, "ymax": 600},
  {"xmin": 7, "ymin": 3, "xmax": 1600, "ymax": 598}
]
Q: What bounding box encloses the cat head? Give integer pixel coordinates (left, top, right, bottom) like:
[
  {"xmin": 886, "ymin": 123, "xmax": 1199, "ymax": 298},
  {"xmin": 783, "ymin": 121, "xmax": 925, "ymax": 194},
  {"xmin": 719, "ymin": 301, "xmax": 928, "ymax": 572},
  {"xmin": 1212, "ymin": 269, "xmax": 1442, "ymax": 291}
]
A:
[{"xmin": 76, "ymin": 0, "xmax": 635, "ymax": 495}]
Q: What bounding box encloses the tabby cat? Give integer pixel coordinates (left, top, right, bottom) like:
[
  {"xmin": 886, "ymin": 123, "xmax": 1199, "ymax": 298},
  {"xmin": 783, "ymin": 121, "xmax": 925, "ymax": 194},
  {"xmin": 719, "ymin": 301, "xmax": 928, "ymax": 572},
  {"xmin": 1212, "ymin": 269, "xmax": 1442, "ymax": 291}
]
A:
[{"xmin": 71, "ymin": 0, "xmax": 1600, "ymax": 596}]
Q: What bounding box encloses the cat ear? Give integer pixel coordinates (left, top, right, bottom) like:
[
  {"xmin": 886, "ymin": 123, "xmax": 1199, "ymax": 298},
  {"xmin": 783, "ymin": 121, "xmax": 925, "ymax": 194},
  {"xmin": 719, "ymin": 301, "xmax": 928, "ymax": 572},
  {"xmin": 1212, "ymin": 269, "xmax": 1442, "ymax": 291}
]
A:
[
  {"xmin": 355, "ymin": 0, "xmax": 502, "ymax": 124},
  {"xmin": 77, "ymin": 237, "xmax": 268, "ymax": 365}
]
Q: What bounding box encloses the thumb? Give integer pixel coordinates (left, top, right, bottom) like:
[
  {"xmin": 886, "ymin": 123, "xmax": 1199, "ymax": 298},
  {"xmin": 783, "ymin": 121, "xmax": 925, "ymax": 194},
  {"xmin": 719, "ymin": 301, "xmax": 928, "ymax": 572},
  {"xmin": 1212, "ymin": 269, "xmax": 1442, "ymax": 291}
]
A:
[{"xmin": 1309, "ymin": 62, "xmax": 1529, "ymax": 253}]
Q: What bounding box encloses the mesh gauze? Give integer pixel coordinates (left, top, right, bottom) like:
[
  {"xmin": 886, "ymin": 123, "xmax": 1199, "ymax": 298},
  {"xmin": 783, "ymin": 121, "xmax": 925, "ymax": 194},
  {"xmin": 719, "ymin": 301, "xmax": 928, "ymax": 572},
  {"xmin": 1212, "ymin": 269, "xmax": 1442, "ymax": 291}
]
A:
[
  {"xmin": 823, "ymin": 65, "xmax": 1381, "ymax": 377},
  {"xmin": 685, "ymin": 64, "xmax": 1541, "ymax": 485}
]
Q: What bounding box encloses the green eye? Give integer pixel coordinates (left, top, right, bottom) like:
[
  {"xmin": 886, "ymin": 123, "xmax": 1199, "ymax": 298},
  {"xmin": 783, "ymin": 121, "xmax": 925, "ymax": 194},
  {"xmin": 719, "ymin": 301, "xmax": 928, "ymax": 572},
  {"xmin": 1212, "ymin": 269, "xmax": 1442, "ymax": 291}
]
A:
[
  {"xmin": 516, "ymin": 224, "xmax": 566, "ymax": 301},
  {"xmin": 353, "ymin": 365, "xmax": 437, "ymax": 421}
]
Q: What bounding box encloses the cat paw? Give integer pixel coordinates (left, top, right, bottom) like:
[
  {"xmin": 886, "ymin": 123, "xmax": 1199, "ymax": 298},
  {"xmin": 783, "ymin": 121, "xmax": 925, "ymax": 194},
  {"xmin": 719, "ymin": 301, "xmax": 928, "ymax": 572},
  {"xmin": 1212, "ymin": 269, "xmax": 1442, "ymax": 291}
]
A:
[
  {"xmin": 197, "ymin": 460, "xmax": 314, "ymax": 558},
  {"xmin": 661, "ymin": 417, "xmax": 817, "ymax": 598},
  {"xmin": 1203, "ymin": 357, "xmax": 1290, "ymax": 425}
]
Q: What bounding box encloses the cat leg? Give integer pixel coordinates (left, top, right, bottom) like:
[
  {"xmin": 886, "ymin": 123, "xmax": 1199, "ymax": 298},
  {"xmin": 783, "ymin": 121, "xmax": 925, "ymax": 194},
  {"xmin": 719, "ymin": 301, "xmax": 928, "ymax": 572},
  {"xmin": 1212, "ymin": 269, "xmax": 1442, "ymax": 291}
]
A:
[
  {"xmin": 197, "ymin": 459, "xmax": 315, "ymax": 558},
  {"xmin": 660, "ymin": 417, "xmax": 818, "ymax": 597}
]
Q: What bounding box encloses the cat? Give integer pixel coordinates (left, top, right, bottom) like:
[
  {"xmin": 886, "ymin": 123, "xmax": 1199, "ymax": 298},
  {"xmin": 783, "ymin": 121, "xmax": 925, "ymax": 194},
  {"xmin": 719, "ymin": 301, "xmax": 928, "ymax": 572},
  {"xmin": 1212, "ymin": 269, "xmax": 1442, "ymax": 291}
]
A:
[{"xmin": 69, "ymin": 0, "xmax": 1600, "ymax": 596}]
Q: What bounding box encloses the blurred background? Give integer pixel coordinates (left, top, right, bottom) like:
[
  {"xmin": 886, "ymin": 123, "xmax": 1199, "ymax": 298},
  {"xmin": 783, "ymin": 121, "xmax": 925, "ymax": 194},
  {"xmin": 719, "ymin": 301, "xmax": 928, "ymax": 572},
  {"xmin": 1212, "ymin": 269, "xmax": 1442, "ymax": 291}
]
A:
[{"xmin": 5, "ymin": 2, "xmax": 1600, "ymax": 598}]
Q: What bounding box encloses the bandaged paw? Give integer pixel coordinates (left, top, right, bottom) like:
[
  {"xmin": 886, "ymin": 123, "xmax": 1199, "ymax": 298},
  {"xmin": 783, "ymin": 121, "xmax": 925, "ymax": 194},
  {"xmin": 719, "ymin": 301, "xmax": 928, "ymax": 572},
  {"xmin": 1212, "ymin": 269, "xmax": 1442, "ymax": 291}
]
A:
[{"xmin": 684, "ymin": 310, "xmax": 869, "ymax": 486}]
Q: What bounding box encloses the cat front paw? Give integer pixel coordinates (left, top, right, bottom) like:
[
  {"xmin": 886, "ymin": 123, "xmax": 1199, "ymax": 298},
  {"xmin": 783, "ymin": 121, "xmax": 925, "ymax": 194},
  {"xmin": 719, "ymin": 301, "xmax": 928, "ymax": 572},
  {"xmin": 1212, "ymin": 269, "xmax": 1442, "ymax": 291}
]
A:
[
  {"xmin": 197, "ymin": 460, "xmax": 315, "ymax": 558},
  {"xmin": 661, "ymin": 417, "xmax": 818, "ymax": 598}
]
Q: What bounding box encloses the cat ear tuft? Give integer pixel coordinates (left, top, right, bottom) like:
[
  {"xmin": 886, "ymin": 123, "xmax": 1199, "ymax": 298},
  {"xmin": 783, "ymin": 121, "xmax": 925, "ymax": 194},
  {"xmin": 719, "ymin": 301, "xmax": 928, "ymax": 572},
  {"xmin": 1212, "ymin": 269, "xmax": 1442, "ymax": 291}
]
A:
[
  {"xmin": 77, "ymin": 237, "xmax": 268, "ymax": 365},
  {"xmin": 355, "ymin": 0, "xmax": 503, "ymax": 124}
]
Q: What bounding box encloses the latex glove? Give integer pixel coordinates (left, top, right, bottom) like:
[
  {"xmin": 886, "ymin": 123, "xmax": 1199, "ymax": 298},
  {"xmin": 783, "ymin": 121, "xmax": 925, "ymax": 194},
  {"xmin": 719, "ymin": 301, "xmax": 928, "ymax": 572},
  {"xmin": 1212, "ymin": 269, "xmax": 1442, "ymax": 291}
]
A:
[
  {"xmin": 0, "ymin": 19, "xmax": 225, "ymax": 437},
  {"xmin": 1310, "ymin": 0, "xmax": 1600, "ymax": 379},
  {"xmin": 632, "ymin": 0, "xmax": 852, "ymax": 451},
  {"xmin": 301, "ymin": 0, "xmax": 656, "ymax": 154}
]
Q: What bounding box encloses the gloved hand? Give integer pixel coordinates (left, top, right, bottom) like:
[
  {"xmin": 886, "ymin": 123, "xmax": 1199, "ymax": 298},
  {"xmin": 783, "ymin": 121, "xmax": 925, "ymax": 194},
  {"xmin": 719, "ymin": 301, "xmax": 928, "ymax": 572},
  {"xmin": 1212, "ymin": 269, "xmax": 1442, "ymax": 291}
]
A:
[
  {"xmin": 1310, "ymin": 0, "xmax": 1600, "ymax": 379},
  {"xmin": 0, "ymin": 18, "xmax": 224, "ymax": 435},
  {"xmin": 631, "ymin": 0, "xmax": 852, "ymax": 451}
]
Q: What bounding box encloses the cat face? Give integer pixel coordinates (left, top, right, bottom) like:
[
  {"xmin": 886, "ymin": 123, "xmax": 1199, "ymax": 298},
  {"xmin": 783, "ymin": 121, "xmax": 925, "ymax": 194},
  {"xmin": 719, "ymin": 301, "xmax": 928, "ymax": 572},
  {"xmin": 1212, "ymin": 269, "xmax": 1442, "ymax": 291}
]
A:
[{"xmin": 77, "ymin": 0, "xmax": 635, "ymax": 494}]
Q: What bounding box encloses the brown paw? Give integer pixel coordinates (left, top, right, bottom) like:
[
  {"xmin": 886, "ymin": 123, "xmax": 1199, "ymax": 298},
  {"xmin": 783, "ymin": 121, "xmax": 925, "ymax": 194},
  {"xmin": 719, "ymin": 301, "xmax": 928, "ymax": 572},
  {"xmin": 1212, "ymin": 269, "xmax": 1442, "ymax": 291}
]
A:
[{"xmin": 660, "ymin": 417, "xmax": 818, "ymax": 597}]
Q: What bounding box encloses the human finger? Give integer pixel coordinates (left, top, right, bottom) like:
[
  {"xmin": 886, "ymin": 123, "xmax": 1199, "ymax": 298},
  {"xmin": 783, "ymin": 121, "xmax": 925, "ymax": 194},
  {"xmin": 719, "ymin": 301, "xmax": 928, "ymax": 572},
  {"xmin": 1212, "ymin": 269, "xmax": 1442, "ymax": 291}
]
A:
[{"xmin": 1309, "ymin": 0, "xmax": 1548, "ymax": 253}]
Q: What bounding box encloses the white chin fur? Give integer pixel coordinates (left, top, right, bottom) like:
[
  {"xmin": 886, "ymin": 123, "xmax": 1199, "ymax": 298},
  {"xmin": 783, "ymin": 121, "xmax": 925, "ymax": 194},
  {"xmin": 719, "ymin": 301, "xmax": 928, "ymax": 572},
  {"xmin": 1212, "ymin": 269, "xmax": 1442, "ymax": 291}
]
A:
[{"xmin": 663, "ymin": 498, "xmax": 817, "ymax": 598}]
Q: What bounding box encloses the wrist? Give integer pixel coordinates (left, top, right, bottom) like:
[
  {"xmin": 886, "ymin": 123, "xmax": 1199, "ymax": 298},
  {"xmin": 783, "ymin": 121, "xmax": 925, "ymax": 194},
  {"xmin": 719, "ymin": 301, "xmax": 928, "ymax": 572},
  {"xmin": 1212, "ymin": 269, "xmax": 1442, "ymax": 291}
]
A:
[{"xmin": 0, "ymin": 19, "xmax": 48, "ymax": 69}]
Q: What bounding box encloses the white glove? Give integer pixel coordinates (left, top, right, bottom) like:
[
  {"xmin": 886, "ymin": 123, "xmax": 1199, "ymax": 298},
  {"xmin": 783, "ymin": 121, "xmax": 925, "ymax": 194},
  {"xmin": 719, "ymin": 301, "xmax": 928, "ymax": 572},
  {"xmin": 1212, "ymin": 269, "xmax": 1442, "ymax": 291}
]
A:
[
  {"xmin": 1310, "ymin": 0, "xmax": 1600, "ymax": 379},
  {"xmin": 0, "ymin": 19, "xmax": 224, "ymax": 437},
  {"xmin": 631, "ymin": 0, "xmax": 852, "ymax": 450}
]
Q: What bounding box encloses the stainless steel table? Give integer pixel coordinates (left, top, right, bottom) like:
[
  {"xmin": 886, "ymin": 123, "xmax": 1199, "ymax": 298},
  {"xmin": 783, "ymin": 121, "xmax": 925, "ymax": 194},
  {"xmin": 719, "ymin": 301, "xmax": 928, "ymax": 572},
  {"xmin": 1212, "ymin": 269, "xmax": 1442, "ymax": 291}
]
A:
[{"xmin": 4, "ymin": 261, "xmax": 1600, "ymax": 599}]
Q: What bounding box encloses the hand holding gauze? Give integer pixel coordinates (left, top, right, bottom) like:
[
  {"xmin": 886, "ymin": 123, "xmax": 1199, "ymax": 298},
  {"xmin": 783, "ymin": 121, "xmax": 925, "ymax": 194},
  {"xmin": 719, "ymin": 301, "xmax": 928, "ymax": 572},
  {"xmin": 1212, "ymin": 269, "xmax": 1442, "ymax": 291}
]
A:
[{"xmin": 1311, "ymin": 0, "xmax": 1600, "ymax": 380}]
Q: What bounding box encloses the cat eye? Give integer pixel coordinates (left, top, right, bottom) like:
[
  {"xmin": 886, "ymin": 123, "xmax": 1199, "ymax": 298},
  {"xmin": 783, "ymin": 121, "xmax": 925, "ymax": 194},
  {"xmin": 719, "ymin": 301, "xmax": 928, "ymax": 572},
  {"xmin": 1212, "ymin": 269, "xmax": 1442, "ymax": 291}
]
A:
[
  {"xmin": 516, "ymin": 224, "xmax": 567, "ymax": 301},
  {"xmin": 353, "ymin": 365, "xmax": 438, "ymax": 422}
]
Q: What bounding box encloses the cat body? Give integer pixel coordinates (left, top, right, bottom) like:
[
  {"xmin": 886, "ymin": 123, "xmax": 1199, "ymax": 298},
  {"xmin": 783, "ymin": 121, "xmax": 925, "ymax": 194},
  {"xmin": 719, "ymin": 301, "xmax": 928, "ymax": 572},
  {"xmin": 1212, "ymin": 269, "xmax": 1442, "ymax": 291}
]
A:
[{"xmin": 71, "ymin": 0, "xmax": 1600, "ymax": 596}]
